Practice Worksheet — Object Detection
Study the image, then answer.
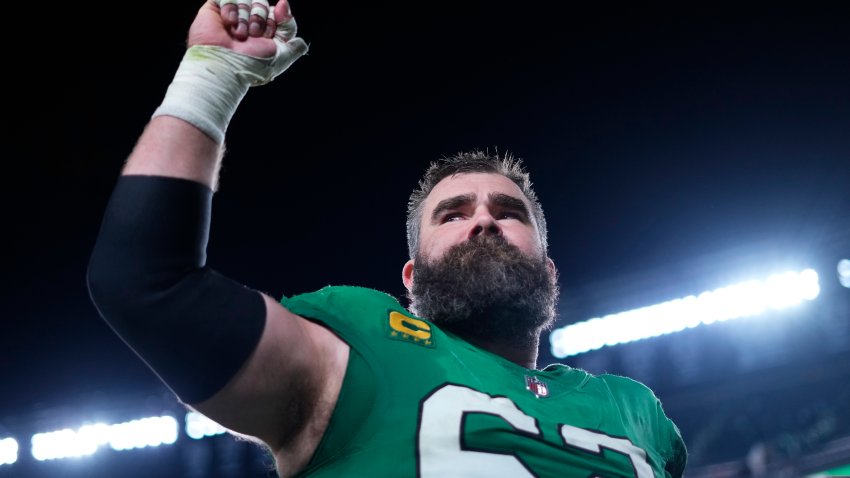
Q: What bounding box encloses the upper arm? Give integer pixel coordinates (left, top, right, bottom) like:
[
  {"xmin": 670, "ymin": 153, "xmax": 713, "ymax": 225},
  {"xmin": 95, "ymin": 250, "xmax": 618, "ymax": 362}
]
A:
[{"xmin": 190, "ymin": 293, "xmax": 350, "ymax": 452}]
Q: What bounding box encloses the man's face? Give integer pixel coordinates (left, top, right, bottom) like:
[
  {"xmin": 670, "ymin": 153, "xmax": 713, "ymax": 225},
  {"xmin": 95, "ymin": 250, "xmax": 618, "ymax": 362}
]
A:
[
  {"xmin": 410, "ymin": 172, "xmax": 545, "ymax": 266},
  {"xmin": 402, "ymin": 173, "xmax": 558, "ymax": 340}
]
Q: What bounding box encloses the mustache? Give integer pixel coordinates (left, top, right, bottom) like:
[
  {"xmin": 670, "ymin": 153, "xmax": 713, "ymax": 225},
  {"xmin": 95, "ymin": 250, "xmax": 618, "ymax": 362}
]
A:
[{"xmin": 435, "ymin": 235, "xmax": 532, "ymax": 265}]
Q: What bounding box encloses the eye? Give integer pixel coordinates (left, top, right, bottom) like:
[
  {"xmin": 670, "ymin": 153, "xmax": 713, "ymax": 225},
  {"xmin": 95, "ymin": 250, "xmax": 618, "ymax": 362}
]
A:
[
  {"xmin": 498, "ymin": 211, "xmax": 522, "ymax": 220},
  {"xmin": 442, "ymin": 212, "xmax": 465, "ymax": 223}
]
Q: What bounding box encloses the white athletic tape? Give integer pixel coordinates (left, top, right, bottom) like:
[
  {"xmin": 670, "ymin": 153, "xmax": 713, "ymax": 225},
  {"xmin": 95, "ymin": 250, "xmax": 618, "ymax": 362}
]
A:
[
  {"xmin": 250, "ymin": 0, "xmax": 270, "ymax": 18},
  {"xmin": 274, "ymin": 15, "xmax": 297, "ymax": 42},
  {"xmin": 152, "ymin": 1, "xmax": 308, "ymax": 142},
  {"xmin": 152, "ymin": 40, "xmax": 307, "ymax": 142},
  {"xmin": 237, "ymin": 0, "xmax": 251, "ymax": 21}
]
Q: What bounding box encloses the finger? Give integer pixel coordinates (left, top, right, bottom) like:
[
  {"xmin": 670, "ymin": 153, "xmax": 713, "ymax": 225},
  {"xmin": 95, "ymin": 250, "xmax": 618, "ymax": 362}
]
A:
[
  {"xmin": 263, "ymin": 15, "xmax": 276, "ymax": 38},
  {"xmin": 273, "ymin": 0, "xmax": 293, "ymax": 25},
  {"xmin": 263, "ymin": 6, "xmax": 276, "ymax": 38},
  {"xmin": 216, "ymin": 0, "xmax": 239, "ymax": 27},
  {"xmin": 273, "ymin": 1, "xmax": 298, "ymax": 43},
  {"xmin": 232, "ymin": 0, "xmax": 252, "ymax": 40},
  {"xmin": 248, "ymin": 0, "xmax": 270, "ymax": 38}
]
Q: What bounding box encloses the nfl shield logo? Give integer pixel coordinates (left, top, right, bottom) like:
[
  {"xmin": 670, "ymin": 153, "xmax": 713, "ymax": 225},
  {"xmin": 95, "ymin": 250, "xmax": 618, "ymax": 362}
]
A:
[{"xmin": 525, "ymin": 375, "xmax": 549, "ymax": 398}]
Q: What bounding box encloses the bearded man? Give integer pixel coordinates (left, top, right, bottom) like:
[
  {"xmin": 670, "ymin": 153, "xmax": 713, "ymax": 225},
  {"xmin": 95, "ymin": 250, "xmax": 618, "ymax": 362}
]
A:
[{"xmin": 87, "ymin": 1, "xmax": 687, "ymax": 477}]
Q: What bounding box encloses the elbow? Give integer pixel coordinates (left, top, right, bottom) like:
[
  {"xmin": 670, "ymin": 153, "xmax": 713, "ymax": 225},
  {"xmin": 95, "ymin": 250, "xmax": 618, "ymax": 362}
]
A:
[
  {"xmin": 87, "ymin": 238, "xmax": 160, "ymax": 328},
  {"xmin": 87, "ymin": 174, "xmax": 213, "ymax": 325},
  {"xmin": 86, "ymin": 242, "xmax": 268, "ymax": 404}
]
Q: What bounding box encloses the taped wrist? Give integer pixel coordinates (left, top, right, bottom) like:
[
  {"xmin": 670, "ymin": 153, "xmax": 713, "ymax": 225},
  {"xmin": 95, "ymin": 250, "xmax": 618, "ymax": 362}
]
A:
[
  {"xmin": 152, "ymin": 45, "xmax": 269, "ymax": 143},
  {"xmin": 87, "ymin": 175, "xmax": 266, "ymax": 404}
]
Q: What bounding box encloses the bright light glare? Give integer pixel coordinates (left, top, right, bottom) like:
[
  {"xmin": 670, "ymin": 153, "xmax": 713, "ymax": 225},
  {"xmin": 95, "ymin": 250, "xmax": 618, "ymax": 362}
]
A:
[
  {"xmin": 31, "ymin": 415, "xmax": 178, "ymax": 461},
  {"xmin": 0, "ymin": 438, "xmax": 18, "ymax": 466},
  {"xmin": 838, "ymin": 259, "xmax": 850, "ymax": 288},
  {"xmin": 551, "ymin": 268, "xmax": 820, "ymax": 358},
  {"xmin": 185, "ymin": 411, "xmax": 227, "ymax": 440}
]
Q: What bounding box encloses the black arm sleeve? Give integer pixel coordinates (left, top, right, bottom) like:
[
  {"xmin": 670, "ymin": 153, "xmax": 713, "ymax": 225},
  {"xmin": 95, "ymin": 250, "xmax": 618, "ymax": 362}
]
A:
[{"xmin": 87, "ymin": 175, "xmax": 266, "ymax": 404}]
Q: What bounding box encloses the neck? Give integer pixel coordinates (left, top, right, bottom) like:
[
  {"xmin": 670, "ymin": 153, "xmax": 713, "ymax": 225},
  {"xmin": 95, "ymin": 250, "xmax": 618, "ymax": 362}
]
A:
[{"xmin": 456, "ymin": 330, "xmax": 540, "ymax": 369}]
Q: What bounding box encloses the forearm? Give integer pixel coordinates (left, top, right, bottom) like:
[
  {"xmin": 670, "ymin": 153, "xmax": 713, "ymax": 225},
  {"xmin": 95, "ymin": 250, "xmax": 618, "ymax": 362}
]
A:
[
  {"xmin": 121, "ymin": 40, "xmax": 257, "ymax": 190},
  {"xmin": 119, "ymin": 0, "xmax": 307, "ymax": 190},
  {"xmin": 122, "ymin": 115, "xmax": 223, "ymax": 190}
]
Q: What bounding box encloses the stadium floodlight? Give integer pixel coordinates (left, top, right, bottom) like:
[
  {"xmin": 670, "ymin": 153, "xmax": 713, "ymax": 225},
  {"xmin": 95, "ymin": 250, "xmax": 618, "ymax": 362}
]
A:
[
  {"xmin": 185, "ymin": 411, "xmax": 227, "ymax": 440},
  {"xmin": 838, "ymin": 259, "xmax": 850, "ymax": 288},
  {"xmin": 31, "ymin": 415, "xmax": 179, "ymax": 461},
  {"xmin": 0, "ymin": 437, "xmax": 18, "ymax": 466},
  {"xmin": 550, "ymin": 268, "xmax": 821, "ymax": 358}
]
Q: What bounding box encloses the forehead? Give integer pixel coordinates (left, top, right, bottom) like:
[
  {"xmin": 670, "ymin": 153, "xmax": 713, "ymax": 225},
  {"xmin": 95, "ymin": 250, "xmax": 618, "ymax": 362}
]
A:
[{"xmin": 423, "ymin": 172, "xmax": 529, "ymax": 212}]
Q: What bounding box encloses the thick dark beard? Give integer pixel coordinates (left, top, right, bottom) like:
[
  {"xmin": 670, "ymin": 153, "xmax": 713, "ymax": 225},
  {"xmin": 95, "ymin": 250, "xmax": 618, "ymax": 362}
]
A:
[{"xmin": 408, "ymin": 235, "xmax": 559, "ymax": 344}]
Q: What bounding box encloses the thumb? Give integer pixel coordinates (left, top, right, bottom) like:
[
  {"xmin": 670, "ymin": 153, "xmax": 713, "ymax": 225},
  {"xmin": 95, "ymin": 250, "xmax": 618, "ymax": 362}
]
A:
[
  {"xmin": 270, "ymin": 36, "xmax": 308, "ymax": 79},
  {"xmin": 270, "ymin": 0, "xmax": 296, "ymax": 38},
  {"xmin": 281, "ymin": 37, "xmax": 308, "ymax": 57}
]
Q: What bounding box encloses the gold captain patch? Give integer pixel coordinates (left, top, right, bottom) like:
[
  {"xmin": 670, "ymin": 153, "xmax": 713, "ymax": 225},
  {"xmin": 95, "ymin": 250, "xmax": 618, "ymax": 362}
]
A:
[{"xmin": 387, "ymin": 311, "xmax": 435, "ymax": 347}]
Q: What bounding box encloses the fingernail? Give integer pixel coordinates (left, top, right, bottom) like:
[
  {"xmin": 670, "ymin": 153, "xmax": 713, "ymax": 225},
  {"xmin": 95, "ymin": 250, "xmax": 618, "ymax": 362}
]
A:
[{"xmin": 236, "ymin": 22, "xmax": 247, "ymax": 38}]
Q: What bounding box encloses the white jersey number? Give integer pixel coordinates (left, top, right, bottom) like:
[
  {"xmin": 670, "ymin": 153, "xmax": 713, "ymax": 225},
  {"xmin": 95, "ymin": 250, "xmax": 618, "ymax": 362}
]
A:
[{"xmin": 418, "ymin": 384, "xmax": 653, "ymax": 478}]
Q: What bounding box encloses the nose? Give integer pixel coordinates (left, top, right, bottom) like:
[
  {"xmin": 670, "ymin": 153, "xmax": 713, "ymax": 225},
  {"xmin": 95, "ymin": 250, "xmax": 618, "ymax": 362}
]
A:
[{"xmin": 468, "ymin": 209, "xmax": 502, "ymax": 239}]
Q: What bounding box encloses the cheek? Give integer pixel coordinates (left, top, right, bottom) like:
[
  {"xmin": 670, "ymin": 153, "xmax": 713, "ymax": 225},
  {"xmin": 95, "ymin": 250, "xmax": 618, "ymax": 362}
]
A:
[
  {"xmin": 504, "ymin": 226, "xmax": 542, "ymax": 254},
  {"xmin": 421, "ymin": 226, "xmax": 465, "ymax": 257}
]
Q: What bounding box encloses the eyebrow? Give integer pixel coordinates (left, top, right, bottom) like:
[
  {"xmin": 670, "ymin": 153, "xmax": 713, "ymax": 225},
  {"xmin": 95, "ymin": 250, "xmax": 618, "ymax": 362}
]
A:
[
  {"xmin": 429, "ymin": 192, "xmax": 531, "ymax": 223},
  {"xmin": 430, "ymin": 194, "xmax": 476, "ymax": 223},
  {"xmin": 489, "ymin": 193, "xmax": 531, "ymax": 220}
]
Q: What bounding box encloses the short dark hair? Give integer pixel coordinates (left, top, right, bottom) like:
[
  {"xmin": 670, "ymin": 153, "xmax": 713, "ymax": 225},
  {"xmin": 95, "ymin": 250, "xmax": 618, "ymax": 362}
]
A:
[{"xmin": 406, "ymin": 149, "xmax": 548, "ymax": 258}]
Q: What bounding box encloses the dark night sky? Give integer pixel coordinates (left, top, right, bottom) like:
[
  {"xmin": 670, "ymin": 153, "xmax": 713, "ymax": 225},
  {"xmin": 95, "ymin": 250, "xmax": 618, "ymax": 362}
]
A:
[{"xmin": 3, "ymin": 0, "xmax": 849, "ymax": 440}]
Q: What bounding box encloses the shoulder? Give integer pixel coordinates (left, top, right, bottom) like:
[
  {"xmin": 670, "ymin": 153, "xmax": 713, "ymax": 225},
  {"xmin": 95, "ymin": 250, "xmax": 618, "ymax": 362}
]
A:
[
  {"xmin": 597, "ymin": 372, "xmax": 658, "ymax": 397},
  {"xmin": 597, "ymin": 373, "xmax": 687, "ymax": 473},
  {"xmin": 280, "ymin": 285, "xmax": 415, "ymax": 343},
  {"xmin": 594, "ymin": 372, "xmax": 668, "ymax": 417},
  {"xmin": 282, "ymin": 285, "xmax": 403, "ymax": 313},
  {"xmin": 542, "ymin": 364, "xmax": 661, "ymax": 411}
]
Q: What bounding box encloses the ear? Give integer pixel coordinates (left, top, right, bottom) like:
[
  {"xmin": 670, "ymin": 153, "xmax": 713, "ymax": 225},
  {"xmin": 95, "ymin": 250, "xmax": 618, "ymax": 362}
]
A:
[{"xmin": 402, "ymin": 259, "xmax": 415, "ymax": 292}]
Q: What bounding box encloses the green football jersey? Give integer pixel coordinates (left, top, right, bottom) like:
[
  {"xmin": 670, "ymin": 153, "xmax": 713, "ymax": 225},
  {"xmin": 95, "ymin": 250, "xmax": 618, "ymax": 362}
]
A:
[{"xmin": 282, "ymin": 286, "xmax": 686, "ymax": 477}]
